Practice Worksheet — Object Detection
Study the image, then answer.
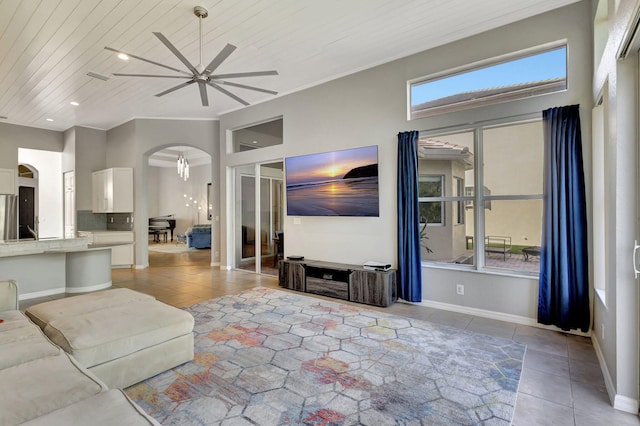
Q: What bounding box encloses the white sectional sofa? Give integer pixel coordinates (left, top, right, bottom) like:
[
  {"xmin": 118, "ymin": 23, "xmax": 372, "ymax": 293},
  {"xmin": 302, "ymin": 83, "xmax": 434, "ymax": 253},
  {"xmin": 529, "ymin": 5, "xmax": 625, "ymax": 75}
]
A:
[
  {"xmin": 0, "ymin": 280, "xmax": 161, "ymax": 425},
  {"xmin": 25, "ymin": 287, "xmax": 195, "ymax": 389}
]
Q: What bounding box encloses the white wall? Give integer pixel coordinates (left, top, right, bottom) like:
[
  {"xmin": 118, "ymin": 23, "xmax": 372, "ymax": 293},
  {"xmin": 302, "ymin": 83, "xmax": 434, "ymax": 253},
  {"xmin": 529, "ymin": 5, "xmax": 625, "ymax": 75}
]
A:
[
  {"xmin": 591, "ymin": 0, "xmax": 640, "ymax": 411},
  {"xmin": 219, "ymin": 2, "xmax": 592, "ymax": 321},
  {"xmin": 148, "ymin": 163, "xmax": 212, "ymax": 235},
  {"xmin": 18, "ymin": 148, "xmax": 63, "ymax": 238},
  {"xmin": 147, "ymin": 166, "xmax": 160, "ymax": 220}
]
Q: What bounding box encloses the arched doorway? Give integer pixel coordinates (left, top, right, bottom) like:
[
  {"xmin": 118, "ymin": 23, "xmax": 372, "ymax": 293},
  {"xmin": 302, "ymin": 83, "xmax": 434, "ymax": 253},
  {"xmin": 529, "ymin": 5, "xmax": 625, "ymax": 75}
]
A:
[{"xmin": 146, "ymin": 146, "xmax": 212, "ymax": 267}]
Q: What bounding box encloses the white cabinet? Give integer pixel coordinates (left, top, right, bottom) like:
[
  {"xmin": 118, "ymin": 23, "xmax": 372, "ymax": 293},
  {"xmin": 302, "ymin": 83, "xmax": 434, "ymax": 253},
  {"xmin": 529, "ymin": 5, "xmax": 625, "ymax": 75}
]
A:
[
  {"xmin": 0, "ymin": 168, "xmax": 16, "ymax": 195},
  {"xmin": 79, "ymin": 231, "xmax": 134, "ymax": 268},
  {"xmin": 92, "ymin": 168, "xmax": 133, "ymax": 213},
  {"xmin": 111, "ymin": 244, "xmax": 134, "ymax": 267}
]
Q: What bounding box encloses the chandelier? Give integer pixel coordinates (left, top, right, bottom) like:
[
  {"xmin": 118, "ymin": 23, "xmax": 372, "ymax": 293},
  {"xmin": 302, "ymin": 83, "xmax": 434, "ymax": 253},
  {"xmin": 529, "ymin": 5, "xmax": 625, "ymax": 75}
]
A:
[{"xmin": 177, "ymin": 154, "xmax": 189, "ymax": 181}]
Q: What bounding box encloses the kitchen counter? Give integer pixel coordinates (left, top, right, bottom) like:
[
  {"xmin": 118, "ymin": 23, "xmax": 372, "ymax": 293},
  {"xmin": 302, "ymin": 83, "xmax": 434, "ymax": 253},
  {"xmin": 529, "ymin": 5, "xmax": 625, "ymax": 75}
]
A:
[
  {"xmin": 0, "ymin": 237, "xmax": 89, "ymax": 258},
  {"xmin": 87, "ymin": 242, "xmax": 134, "ymax": 249},
  {"xmin": 0, "ymin": 237, "xmax": 117, "ymax": 299}
]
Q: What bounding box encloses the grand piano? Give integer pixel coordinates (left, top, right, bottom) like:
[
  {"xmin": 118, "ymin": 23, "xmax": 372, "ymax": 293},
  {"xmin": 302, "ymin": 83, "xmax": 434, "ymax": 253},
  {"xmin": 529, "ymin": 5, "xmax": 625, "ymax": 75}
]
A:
[{"xmin": 149, "ymin": 215, "xmax": 176, "ymax": 242}]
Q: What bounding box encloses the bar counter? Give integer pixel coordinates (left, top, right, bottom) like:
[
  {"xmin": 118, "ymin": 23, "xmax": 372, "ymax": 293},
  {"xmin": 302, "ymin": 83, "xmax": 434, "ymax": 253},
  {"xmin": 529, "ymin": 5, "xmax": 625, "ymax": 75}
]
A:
[{"xmin": 0, "ymin": 237, "xmax": 114, "ymax": 299}]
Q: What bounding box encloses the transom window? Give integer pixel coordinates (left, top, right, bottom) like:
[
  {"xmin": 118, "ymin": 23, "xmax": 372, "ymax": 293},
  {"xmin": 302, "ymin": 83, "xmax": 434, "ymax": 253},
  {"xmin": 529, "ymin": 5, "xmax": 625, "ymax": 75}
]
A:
[
  {"xmin": 418, "ymin": 121, "xmax": 543, "ymax": 275},
  {"xmin": 409, "ymin": 44, "xmax": 567, "ymax": 119}
]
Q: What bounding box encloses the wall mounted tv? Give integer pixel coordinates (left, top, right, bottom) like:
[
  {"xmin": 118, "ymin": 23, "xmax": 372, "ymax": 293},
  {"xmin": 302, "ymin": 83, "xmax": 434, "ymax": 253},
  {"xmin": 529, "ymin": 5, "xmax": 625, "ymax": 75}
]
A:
[{"xmin": 285, "ymin": 145, "xmax": 379, "ymax": 217}]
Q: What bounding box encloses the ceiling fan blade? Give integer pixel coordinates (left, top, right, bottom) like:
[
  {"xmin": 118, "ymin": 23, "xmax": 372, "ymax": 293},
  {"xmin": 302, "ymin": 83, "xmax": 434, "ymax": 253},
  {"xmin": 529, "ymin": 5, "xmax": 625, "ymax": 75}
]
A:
[
  {"xmin": 197, "ymin": 81, "xmax": 209, "ymax": 107},
  {"xmin": 203, "ymin": 44, "xmax": 237, "ymax": 75},
  {"xmin": 104, "ymin": 46, "xmax": 191, "ymax": 75},
  {"xmin": 113, "ymin": 73, "xmax": 191, "ymax": 79},
  {"xmin": 155, "ymin": 80, "xmax": 196, "ymax": 97},
  {"xmin": 216, "ymin": 80, "xmax": 278, "ymax": 95},
  {"xmin": 211, "ymin": 71, "xmax": 279, "ymax": 79},
  {"xmin": 207, "ymin": 81, "xmax": 249, "ymax": 106},
  {"xmin": 153, "ymin": 32, "xmax": 199, "ymax": 75}
]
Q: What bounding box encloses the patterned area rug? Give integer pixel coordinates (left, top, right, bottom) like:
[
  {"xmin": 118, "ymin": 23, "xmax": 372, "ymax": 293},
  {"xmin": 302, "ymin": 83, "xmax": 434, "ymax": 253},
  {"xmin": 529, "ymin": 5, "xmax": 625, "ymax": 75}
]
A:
[{"xmin": 126, "ymin": 288, "xmax": 525, "ymax": 425}]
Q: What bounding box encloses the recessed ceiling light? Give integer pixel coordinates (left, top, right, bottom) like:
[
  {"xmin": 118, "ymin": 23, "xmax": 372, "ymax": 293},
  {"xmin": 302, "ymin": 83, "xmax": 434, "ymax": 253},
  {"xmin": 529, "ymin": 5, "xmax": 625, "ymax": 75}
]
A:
[
  {"xmin": 252, "ymin": 140, "xmax": 258, "ymax": 144},
  {"xmin": 117, "ymin": 53, "xmax": 129, "ymax": 61},
  {"xmin": 70, "ymin": 101, "xmax": 79, "ymax": 106},
  {"xmin": 46, "ymin": 118, "xmax": 54, "ymax": 122}
]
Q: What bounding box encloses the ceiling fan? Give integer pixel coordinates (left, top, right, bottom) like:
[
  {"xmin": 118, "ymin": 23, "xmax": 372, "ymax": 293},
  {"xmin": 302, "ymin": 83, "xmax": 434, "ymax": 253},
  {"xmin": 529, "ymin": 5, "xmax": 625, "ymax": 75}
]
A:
[{"xmin": 104, "ymin": 5, "xmax": 278, "ymax": 107}]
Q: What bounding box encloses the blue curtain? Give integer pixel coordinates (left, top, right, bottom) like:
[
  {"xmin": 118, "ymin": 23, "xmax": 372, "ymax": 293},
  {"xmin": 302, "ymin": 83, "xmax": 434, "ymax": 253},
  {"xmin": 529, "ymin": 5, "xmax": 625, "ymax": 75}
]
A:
[
  {"xmin": 538, "ymin": 105, "xmax": 590, "ymax": 332},
  {"xmin": 397, "ymin": 131, "xmax": 422, "ymax": 302}
]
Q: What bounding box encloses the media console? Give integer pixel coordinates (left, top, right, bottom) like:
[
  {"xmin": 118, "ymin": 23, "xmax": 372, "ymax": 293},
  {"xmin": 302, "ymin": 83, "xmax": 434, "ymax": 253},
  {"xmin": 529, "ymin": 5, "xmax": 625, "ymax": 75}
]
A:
[{"xmin": 278, "ymin": 259, "xmax": 397, "ymax": 307}]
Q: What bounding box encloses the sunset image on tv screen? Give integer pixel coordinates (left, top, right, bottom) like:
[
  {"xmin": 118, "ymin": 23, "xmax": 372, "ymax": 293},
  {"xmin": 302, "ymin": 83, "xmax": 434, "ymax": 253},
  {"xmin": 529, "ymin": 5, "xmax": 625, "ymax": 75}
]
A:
[{"xmin": 285, "ymin": 145, "xmax": 379, "ymax": 216}]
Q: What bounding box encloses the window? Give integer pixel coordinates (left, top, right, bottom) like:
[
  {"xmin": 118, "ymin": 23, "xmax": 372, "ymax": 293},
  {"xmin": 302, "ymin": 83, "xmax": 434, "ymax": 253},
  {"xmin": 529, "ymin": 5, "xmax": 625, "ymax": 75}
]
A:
[
  {"xmin": 418, "ymin": 121, "xmax": 543, "ymax": 275},
  {"xmin": 231, "ymin": 118, "xmax": 283, "ymax": 153},
  {"xmin": 418, "ymin": 175, "xmax": 444, "ymax": 226},
  {"xmin": 455, "ymin": 177, "xmax": 464, "ymax": 225},
  {"xmin": 418, "ymin": 132, "xmax": 475, "ymax": 265},
  {"xmin": 409, "ymin": 44, "xmax": 567, "ymax": 119}
]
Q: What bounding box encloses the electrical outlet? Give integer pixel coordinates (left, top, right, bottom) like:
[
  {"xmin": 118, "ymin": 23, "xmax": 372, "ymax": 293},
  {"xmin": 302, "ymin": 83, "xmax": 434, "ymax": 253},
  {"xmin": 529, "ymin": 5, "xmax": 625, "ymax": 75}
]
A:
[{"xmin": 456, "ymin": 284, "xmax": 464, "ymax": 295}]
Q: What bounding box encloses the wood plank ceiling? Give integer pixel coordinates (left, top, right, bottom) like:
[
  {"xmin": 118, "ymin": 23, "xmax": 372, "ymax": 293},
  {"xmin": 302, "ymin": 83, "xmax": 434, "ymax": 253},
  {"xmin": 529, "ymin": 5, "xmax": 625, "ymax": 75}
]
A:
[{"xmin": 0, "ymin": 0, "xmax": 581, "ymax": 132}]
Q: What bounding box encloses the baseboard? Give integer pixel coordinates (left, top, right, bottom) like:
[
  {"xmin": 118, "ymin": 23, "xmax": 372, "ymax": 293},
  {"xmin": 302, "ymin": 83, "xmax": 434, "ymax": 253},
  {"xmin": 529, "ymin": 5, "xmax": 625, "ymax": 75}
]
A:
[
  {"xmin": 19, "ymin": 288, "xmax": 66, "ymax": 300},
  {"xmin": 593, "ymin": 337, "xmax": 640, "ymax": 414},
  {"xmin": 614, "ymin": 395, "xmax": 639, "ymax": 414},
  {"xmin": 416, "ymin": 299, "xmax": 535, "ymax": 325},
  {"xmin": 66, "ymin": 281, "xmax": 112, "ymax": 293},
  {"xmin": 592, "ymin": 336, "xmax": 616, "ymax": 406},
  {"xmin": 134, "ymin": 264, "xmax": 148, "ymax": 270},
  {"xmin": 415, "ymin": 299, "xmax": 591, "ymax": 337},
  {"xmin": 210, "ymin": 261, "xmax": 220, "ymax": 267}
]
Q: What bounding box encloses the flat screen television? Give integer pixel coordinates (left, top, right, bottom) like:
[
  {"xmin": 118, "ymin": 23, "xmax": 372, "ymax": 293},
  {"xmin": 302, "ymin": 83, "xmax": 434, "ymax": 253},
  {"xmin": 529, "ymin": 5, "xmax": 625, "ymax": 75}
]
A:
[{"xmin": 285, "ymin": 145, "xmax": 379, "ymax": 217}]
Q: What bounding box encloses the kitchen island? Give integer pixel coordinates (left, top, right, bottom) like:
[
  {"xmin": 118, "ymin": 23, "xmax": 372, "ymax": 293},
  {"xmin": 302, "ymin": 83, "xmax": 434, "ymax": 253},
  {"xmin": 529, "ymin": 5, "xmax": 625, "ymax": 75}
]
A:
[{"xmin": 0, "ymin": 237, "xmax": 118, "ymax": 299}]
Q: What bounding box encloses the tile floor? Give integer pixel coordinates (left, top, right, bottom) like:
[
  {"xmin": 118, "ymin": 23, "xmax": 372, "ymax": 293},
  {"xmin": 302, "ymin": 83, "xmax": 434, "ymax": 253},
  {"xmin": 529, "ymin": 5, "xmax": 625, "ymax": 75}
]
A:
[{"xmin": 19, "ymin": 250, "xmax": 640, "ymax": 425}]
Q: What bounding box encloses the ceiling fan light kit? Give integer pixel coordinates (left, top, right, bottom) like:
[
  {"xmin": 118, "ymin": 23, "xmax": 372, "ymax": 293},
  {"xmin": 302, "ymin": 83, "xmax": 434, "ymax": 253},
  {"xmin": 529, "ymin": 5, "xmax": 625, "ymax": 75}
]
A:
[{"xmin": 105, "ymin": 6, "xmax": 278, "ymax": 107}]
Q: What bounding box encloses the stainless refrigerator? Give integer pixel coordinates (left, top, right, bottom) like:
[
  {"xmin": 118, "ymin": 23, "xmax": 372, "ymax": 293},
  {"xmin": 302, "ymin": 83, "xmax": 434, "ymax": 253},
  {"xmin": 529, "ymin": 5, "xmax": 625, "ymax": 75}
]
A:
[{"xmin": 0, "ymin": 194, "xmax": 18, "ymax": 241}]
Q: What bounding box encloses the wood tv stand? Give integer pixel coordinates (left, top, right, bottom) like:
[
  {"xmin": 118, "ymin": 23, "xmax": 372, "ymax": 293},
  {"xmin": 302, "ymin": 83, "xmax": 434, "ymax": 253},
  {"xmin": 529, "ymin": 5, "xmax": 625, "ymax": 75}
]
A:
[{"xmin": 278, "ymin": 259, "xmax": 397, "ymax": 307}]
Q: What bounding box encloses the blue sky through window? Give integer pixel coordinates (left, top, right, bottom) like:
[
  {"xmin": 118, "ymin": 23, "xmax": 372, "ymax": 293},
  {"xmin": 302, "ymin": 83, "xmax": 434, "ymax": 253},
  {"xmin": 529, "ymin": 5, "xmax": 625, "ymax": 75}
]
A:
[{"xmin": 411, "ymin": 46, "xmax": 566, "ymax": 105}]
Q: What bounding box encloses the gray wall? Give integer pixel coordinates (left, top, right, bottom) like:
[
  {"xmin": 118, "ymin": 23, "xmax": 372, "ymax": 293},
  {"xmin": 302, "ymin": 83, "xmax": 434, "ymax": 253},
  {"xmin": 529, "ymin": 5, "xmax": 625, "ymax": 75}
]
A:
[
  {"xmin": 1, "ymin": 118, "xmax": 219, "ymax": 268},
  {"xmin": 219, "ymin": 1, "xmax": 592, "ymax": 319},
  {"xmin": 0, "ymin": 122, "xmax": 63, "ymax": 169},
  {"xmin": 62, "ymin": 128, "xmax": 75, "ymax": 172},
  {"xmin": 0, "ymin": 253, "xmax": 66, "ymax": 295},
  {"xmin": 106, "ymin": 118, "xmax": 219, "ymax": 267},
  {"xmin": 75, "ymin": 127, "xmax": 107, "ymax": 211}
]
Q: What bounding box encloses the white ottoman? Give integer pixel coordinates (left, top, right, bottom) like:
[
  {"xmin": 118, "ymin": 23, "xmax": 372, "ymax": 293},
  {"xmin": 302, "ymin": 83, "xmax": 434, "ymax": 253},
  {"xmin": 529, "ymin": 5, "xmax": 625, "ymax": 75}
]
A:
[{"xmin": 25, "ymin": 289, "xmax": 194, "ymax": 389}]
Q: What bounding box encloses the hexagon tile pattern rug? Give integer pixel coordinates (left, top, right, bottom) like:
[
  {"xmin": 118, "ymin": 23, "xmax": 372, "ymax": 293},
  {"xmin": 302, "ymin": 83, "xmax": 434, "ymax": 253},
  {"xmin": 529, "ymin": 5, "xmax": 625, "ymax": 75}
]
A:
[{"xmin": 126, "ymin": 287, "xmax": 525, "ymax": 425}]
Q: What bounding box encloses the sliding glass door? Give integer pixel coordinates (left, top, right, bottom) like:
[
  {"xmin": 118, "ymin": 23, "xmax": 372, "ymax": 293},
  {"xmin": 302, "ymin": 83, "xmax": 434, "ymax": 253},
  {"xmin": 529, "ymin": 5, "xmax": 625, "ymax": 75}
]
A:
[{"xmin": 234, "ymin": 162, "xmax": 283, "ymax": 275}]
